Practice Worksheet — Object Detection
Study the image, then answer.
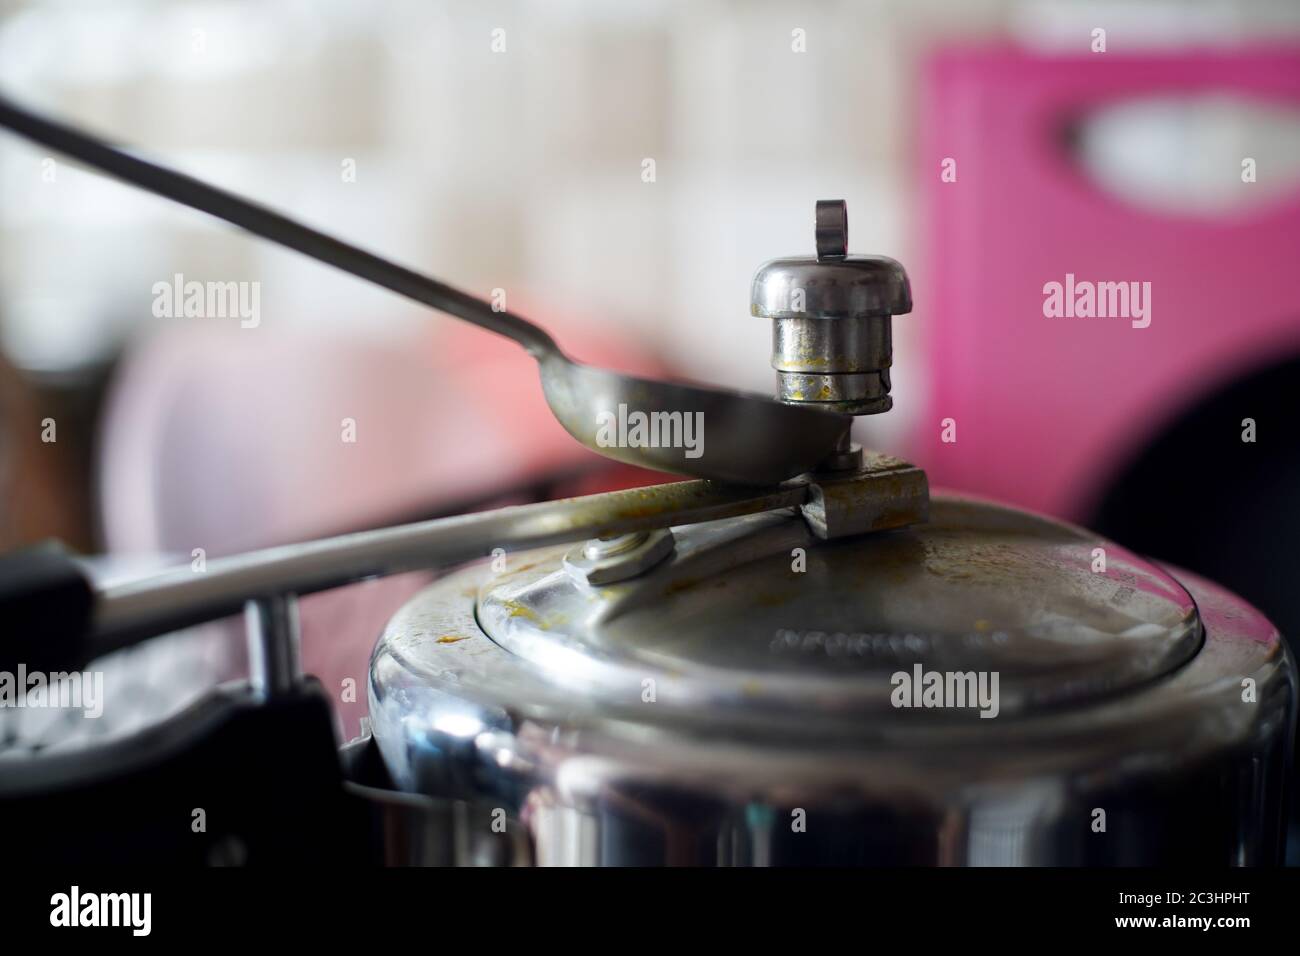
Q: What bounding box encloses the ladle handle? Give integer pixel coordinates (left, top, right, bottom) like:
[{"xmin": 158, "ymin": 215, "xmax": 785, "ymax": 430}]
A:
[{"xmin": 0, "ymin": 93, "xmax": 560, "ymax": 359}]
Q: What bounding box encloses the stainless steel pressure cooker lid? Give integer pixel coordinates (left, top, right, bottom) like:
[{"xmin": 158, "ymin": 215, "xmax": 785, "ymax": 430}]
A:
[{"xmin": 434, "ymin": 496, "xmax": 1201, "ymax": 724}]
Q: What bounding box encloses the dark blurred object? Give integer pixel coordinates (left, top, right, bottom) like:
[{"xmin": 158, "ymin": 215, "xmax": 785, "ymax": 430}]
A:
[
  {"xmin": 0, "ymin": 540, "xmax": 93, "ymax": 673},
  {"xmin": 1090, "ymin": 355, "xmax": 1300, "ymax": 645},
  {"xmin": 0, "ymin": 353, "xmax": 100, "ymax": 550},
  {"xmin": 0, "ymin": 679, "xmax": 381, "ymax": 866}
]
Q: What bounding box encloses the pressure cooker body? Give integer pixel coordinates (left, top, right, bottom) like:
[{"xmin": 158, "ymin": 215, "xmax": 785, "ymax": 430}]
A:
[{"xmin": 368, "ymin": 494, "xmax": 1296, "ymax": 866}]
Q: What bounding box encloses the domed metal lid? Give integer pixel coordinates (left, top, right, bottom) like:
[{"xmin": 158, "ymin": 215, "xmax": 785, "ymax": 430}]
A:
[{"xmin": 474, "ymin": 497, "xmax": 1201, "ymax": 722}]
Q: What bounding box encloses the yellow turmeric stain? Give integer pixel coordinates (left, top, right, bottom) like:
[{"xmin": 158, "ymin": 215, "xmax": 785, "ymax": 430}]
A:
[{"xmin": 503, "ymin": 599, "xmax": 541, "ymax": 622}]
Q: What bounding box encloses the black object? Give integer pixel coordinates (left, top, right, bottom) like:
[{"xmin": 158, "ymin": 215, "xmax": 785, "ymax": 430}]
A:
[
  {"xmin": 1089, "ymin": 355, "xmax": 1300, "ymax": 651},
  {"xmin": 0, "ymin": 540, "xmax": 94, "ymax": 673},
  {"xmin": 0, "ymin": 679, "xmax": 383, "ymax": 865}
]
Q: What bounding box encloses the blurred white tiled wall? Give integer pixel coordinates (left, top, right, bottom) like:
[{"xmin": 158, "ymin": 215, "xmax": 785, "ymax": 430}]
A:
[{"xmin": 2, "ymin": 0, "xmax": 1294, "ymax": 446}]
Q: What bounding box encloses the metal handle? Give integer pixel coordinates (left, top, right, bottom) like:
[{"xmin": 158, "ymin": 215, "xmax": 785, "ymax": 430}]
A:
[
  {"xmin": 88, "ymin": 448, "xmax": 930, "ymax": 661},
  {"xmin": 89, "ymin": 480, "xmax": 809, "ymax": 657},
  {"xmin": 815, "ymin": 199, "xmax": 848, "ymax": 260}
]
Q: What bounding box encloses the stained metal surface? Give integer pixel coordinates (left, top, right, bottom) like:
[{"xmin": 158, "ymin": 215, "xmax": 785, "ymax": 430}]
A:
[
  {"xmin": 473, "ymin": 496, "xmax": 1201, "ymax": 719},
  {"xmin": 87, "ymin": 455, "xmax": 926, "ymax": 657},
  {"xmin": 752, "ymin": 201, "xmax": 912, "ymax": 415},
  {"xmin": 368, "ymin": 493, "xmax": 1296, "ymax": 865},
  {"xmin": 801, "ymin": 451, "xmax": 929, "ymax": 538},
  {"xmin": 562, "ymin": 530, "xmax": 676, "ymax": 586},
  {"xmin": 89, "ymin": 479, "xmax": 809, "ymax": 652}
]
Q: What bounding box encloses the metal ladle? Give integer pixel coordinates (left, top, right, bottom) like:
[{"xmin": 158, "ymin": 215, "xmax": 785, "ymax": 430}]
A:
[{"xmin": 0, "ymin": 95, "xmax": 849, "ymax": 485}]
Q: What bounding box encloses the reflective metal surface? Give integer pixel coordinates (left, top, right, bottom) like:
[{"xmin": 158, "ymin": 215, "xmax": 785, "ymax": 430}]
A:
[
  {"xmin": 90, "ymin": 479, "xmax": 810, "ymax": 651},
  {"xmin": 751, "ymin": 255, "xmax": 913, "ymax": 319},
  {"xmin": 475, "ymin": 501, "xmax": 1201, "ymax": 718},
  {"xmin": 537, "ymin": 354, "xmax": 850, "ymax": 485},
  {"xmin": 87, "ymin": 457, "xmax": 925, "ymax": 657},
  {"xmin": 752, "ymin": 202, "xmax": 912, "ymax": 415},
  {"xmin": 369, "ymin": 494, "xmax": 1297, "ymax": 865}
]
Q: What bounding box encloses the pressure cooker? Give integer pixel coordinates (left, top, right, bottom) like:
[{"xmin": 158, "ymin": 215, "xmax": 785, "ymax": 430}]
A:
[
  {"xmin": 364, "ymin": 203, "xmax": 1295, "ymax": 866},
  {"xmin": 0, "ymin": 97, "xmax": 1293, "ymax": 867}
]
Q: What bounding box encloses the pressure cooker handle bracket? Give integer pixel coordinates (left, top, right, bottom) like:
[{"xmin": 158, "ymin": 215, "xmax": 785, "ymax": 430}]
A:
[{"xmin": 801, "ymin": 451, "xmax": 930, "ymax": 540}]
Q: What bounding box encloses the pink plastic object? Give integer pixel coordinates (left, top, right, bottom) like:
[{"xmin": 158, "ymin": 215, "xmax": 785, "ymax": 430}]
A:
[{"xmin": 916, "ymin": 46, "xmax": 1300, "ymax": 520}]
